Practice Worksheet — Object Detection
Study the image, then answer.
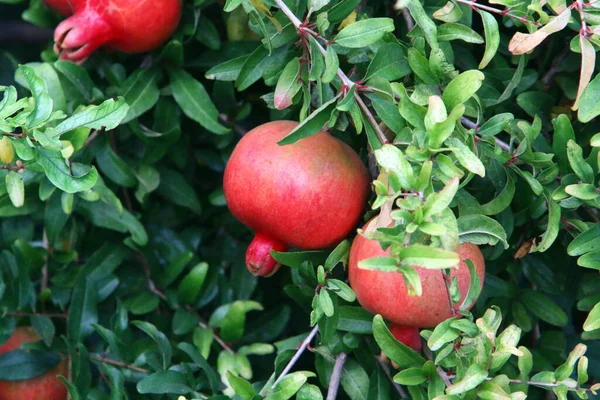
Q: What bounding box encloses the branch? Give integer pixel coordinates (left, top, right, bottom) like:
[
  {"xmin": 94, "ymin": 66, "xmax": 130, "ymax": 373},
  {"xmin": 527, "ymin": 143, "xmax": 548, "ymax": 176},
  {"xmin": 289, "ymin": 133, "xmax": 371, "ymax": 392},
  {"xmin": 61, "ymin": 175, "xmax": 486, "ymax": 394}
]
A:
[
  {"xmin": 375, "ymin": 355, "xmax": 408, "ymax": 398},
  {"xmin": 197, "ymin": 317, "xmax": 236, "ymax": 354},
  {"xmin": 270, "ymin": 325, "xmax": 319, "ymax": 388},
  {"xmin": 461, "ymin": 117, "xmax": 512, "ymax": 152},
  {"xmin": 454, "ymin": 0, "xmax": 542, "ymax": 26},
  {"xmin": 90, "ymin": 355, "xmax": 148, "ymax": 374},
  {"xmin": 326, "ymin": 353, "xmax": 348, "ymax": 400},
  {"xmin": 273, "ymin": 0, "xmax": 388, "ymax": 145}
]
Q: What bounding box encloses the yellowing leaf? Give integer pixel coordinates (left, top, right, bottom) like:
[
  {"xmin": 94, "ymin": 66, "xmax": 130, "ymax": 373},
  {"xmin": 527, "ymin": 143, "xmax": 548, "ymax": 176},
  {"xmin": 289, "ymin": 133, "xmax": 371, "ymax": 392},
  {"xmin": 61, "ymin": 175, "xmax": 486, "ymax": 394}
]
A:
[
  {"xmin": 339, "ymin": 10, "xmax": 357, "ymax": 30},
  {"xmin": 508, "ymin": 9, "xmax": 570, "ymax": 55},
  {"xmin": 573, "ymin": 37, "xmax": 595, "ymax": 110},
  {"xmin": 250, "ymin": 0, "xmax": 271, "ymax": 15}
]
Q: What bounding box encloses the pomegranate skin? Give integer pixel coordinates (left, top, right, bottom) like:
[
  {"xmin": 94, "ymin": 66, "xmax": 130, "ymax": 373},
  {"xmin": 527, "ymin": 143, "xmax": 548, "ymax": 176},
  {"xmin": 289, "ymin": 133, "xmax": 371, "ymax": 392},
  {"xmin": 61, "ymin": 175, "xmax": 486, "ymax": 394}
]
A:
[
  {"xmin": 0, "ymin": 327, "xmax": 68, "ymax": 400},
  {"xmin": 389, "ymin": 324, "xmax": 422, "ymax": 352},
  {"xmin": 349, "ymin": 219, "xmax": 485, "ymax": 327},
  {"xmin": 45, "ymin": 0, "xmax": 73, "ymax": 16},
  {"xmin": 53, "ymin": 0, "xmax": 182, "ymax": 63},
  {"xmin": 224, "ymin": 120, "xmax": 369, "ymax": 276}
]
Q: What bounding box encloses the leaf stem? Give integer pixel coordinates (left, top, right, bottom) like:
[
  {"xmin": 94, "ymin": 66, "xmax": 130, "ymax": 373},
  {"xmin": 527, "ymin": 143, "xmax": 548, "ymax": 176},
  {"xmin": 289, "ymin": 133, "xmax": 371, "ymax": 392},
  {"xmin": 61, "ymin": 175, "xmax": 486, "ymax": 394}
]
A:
[
  {"xmin": 326, "ymin": 352, "xmax": 348, "ymax": 400},
  {"xmin": 90, "ymin": 354, "xmax": 148, "ymax": 374}
]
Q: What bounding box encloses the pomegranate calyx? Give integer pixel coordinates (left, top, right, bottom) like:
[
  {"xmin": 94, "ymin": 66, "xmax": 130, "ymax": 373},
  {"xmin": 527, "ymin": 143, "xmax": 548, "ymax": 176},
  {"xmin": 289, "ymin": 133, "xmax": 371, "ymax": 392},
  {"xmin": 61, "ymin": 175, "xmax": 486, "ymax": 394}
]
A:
[
  {"xmin": 245, "ymin": 234, "xmax": 286, "ymax": 277},
  {"xmin": 53, "ymin": 10, "xmax": 114, "ymax": 63}
]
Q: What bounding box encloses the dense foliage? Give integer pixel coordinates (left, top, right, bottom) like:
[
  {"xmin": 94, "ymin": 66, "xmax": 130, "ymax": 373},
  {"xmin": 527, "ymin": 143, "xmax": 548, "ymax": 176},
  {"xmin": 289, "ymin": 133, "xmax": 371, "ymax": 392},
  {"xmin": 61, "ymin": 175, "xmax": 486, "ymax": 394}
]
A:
[{"xmin": 1, "ymin": 0, "xmax": 600, "ymax": 399}]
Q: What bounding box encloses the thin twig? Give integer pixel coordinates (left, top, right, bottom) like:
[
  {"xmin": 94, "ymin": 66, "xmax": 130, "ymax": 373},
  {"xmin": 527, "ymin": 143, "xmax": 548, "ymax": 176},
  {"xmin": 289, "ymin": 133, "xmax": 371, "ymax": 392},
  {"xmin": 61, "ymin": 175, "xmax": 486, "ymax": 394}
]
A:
[
  {"xmin": 375, "ymin": 355, "xmax": 408, "ymax": 398},
  {"xmin": 541, "ymin": 49, "xmax": 570, "ymax": 85},
  {"xmin": 198, "ymin": 318, "xmax": 236, "ymax": 354},
  {"xmin": 461, "ymin": 117, "xmax": 512, "ymax": 152},
  {"xmin": 424, "ymin": 348, "xmax": 452, "ymax": 387},
  {"xmin": 401, "ymin": 9, "xmax": 415, "ymax": 30},
  {"xmin": 442, "ymin": 271, "xmax": 457, "ymax": 318},
  {"xmin": 454, "ymin": 0, "xmax": 542, "ymax": 26},
  {"xmin": 355, "ymin": 94, "xmax": 389, "ymax": 144},
  {"xmin": 41, "ymin": 230, "xmax": 50, "ymax": 299},
  {"xmin": 90, "ymin": 355, "xmax": 148, "ymax": 373},
  {"xmin": 271, "ymin": 325, "xmax": 319, "ymax": 388},
  {"xmin": 326, "ymin": 353, "xmax": 348, "ymax": 400}
]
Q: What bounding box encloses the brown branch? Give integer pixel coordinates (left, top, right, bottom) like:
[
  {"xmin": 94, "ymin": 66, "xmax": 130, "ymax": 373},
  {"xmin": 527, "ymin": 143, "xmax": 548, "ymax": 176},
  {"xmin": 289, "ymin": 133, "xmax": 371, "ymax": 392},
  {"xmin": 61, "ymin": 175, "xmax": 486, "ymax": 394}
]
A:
[
  {"xmin": 326, "ymin": 353, "xmax": 348, "ymax": 400},
  {"xmin": 355, "ymin": 94, "xmax": 389, "ymax": 144},
  {"xmin": 90, "ymin": 355, "xmax": 148, "ymax": 374},
  {"xmin": 375, "ymin": 355, "xmax": 408, "ymax": 398},
  {"xmin": 461, "ymin": 117, "xmax": 512, "ymax": 152}
]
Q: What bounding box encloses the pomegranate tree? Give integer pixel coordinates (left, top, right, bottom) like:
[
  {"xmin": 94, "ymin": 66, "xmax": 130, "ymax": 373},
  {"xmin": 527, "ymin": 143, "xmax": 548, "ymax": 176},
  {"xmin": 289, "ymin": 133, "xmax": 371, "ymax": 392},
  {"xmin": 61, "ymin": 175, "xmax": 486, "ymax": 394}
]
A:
[
  {"xmin": 349, "ymin": 218, "xmax": 485, "ymax": 328},
  {"xmin": 224, "ymin": 120, "xmax": 369, "ymax": 276},
  {"xmin": 47, "ymin": 0, "xmax": 182, "ymax": 63},
  {"xmin": 0, "ymin": 327, "xmax": 68, "ymax": 400}
]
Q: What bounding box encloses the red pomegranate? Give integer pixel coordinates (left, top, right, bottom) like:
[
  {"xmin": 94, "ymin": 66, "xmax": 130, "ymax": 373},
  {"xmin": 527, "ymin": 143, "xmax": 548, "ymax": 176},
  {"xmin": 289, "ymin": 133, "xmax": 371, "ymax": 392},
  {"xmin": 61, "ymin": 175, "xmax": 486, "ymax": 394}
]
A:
[
  {"xmin": 349, "ymin": 218, "xmax": 485, "ymax": 327},
  {"xmin": 49, "ymin": 0, "xmax": 182, "ymax": 63},
  {"xmin": 0, "ymin": 327, "xmax": 68, "ymax": 400},
  {"xmin": 390, "ymin": 324, "xmax": 422, "ymax": 352},
  {"xmin": 45, "ymin": 0, "xmax": 72, "ymax": 16},
  {"xmin": 224, "ymin": 120, "xmax": 369, "ymax": 276}
]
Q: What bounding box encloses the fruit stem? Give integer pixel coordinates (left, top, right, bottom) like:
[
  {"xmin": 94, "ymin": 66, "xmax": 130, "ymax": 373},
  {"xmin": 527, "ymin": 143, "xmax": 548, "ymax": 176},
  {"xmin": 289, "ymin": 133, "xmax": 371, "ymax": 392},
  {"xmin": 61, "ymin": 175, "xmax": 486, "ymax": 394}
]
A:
[{"xmin": 245, "ymin": 234, "xmax": 287, "ymax": 277}]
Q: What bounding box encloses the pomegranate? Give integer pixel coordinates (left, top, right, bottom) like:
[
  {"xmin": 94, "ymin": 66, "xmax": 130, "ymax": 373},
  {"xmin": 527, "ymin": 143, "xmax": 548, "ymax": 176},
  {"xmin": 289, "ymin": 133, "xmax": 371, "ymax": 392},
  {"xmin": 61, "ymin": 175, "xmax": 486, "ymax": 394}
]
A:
[
  {"xmin": 349, "ymin": 218, "xmax": 485, "ymax": 327},
  {"xmin": 0, "ymin": 327, "xmax": 68, "ymax": 400},
  {"xmin": 45, "ymin": 0, "xmax": 72, "ymax": 16},
  {"xmin": 224, "ymin": 120, "xmax": 369, "ymax": 276},
  {"xmin": 389, "ymin": 324, "xmax": 422, "ymax": 352},
  {"xmin": 50, "ymin": 0, "xmax": 182, "ymax": 63}
]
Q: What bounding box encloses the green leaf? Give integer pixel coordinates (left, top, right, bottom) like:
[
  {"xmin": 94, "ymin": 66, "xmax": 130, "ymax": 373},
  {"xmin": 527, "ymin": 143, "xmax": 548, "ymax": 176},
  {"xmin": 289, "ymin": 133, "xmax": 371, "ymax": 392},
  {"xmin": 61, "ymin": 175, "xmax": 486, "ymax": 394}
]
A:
[
  {"xmin": 76, "ymin": 200, "xmax": 148, "ymax": 246},
  {"xmin": 369, "ymin": 94, "xmax": 405, "ymax": 135},
  {"xmin": 480, "ymin": 171, "xmax": 515, "ymax": 215},
  {"xmin": 583, "ymin": 302, "xmax": 600, "ymax": 331},
  {"xmin": 177, "ymin": 342, "xmax": 220, "ymax": 392},
  {"xmin": 341, "ymin": 358, "xmax": 370, "ymax": 400},
  {"xmin": 274, "ymin": 57, "xmax": 301, "ymax": 110},
  {"xmin": 333, "ymin": 18, "xmax": 395, "ymax": 48},
  {"xmin": 18, "ymin": 65, "xmax": 53, "ymax": 129},
  {"xmin": 578, "ymin": 252, "xmax": 600, "ymax": 270},
  {"xmin": 168, "ymin": 68, "xmax": 229, "ymax": 135},
  {"xmin": 374, "ymin": 144, "xmax": 415, "ymax": 190},
  {"xmin": 324, "ymin": 240, "xmax": 350, "ymax": 271},
  {"xmin": 423, "ymin": 177, "xmax": 459, "ymax": 218},
  {"xmin": 393, "ymin": 368, "xmax": 427, "ymax": 386},
  {"xmin": 0, "ymin": 349, "xmax": 61, "ymax": 381},
  {"xmin": 278, "ymin": 94, "xmax": 340, "ymax": 145},
  {"xmin": 266, "ymin": 371, "xmax": 310, "ymax": 400},
  {"xmin": 437, "ymin": 23, "xmax": 484, "ymax": 43},
  {"xmin": 566, "ymin": 140, "xmax": 594, "ymax": 183},
  {"xmin": 427, "ymin": 318, "xmax": 460, "ymax": 351},
  {"xmin": 442, "ymin": 70, "xmax": 485, "ymax": 111},
  {"xmin": 297, "ymin": 384, "xmax": 323, "ymax": 400},
  {"xmin": 358, "ymin": 256, "xmax": 399, "ymax": 272},
  {"xmin": 205, "ymin": 55, "xmax": 249, "ymax": 81},
  {"xmin": 120, "ymin": 68, "xmax": 161, "ymax": 123},
  {"xmin": 157, "ymin": 167, "xmax": 202, "ymax": 214},
  {"xmin": 406, "ymin": 0, "xmax": 439, "ymax": 50},
  {"xmin": 137, "ymin": 370, "xmax": 191, "ymax": 395},
  {"xmin": 67, "ymin": 276, "xmax": 98, "ymax": 341},
  {"xmin": 446, "ymin": 364, "xmax": 488, "ymax": 394},
  {"xmin": 531, "ymin": 189, "xmax": 560, "ymax": 252},
  {"xmin": 271, "ymin": 250, "xmax": 327, "ymax": 269},
  {"xmin": 372, "ymin": 315, "xmax": 426, "ymax": 368},
  {"xmin": 322, "ymin": 45, "xmax": 339, "ymax": 83},
  {"xmin": 565, "ymin": 184, "xmax": 600, "ymax": 200},
  {"xmin": 552, "ymin": 114, "xmax": 575, "ymax": 175},
  {"xmin": 131, "ymin": 321, "xmax": 172, "ymax": 368},
  {"xmin": 458, "ymin": 214, "xmax": 508, "ymax": 248},
  {"xmin": 577, "ymin": 64, "xmax": 600, "ymax": 122},
  {"xmin": 365, "ymin": 43, "xmax": 410, "ymax": 82},
  {"xmin": 460, "ymin": 259, "xmax": 483, "ymax": 310},
  {"xmin": 479, "ymin": 113, "xmax": 513, "ymax": 137},
  {"xmin": 54, "ymin": 60, "xmax": 97, "ymax": 102},
  {"xmin": 227, "ymin": 371, "xmax": 256, "ymax": 399},
  {"xmin": 37, "ymin": 148, "xmax": 98, "ymax": 193},
  {"xmin": 327, "ymin": 279, "xmax": 356, "ymax": 302},
  {"xmin": 445, "ymin": 137, "xmax": 485, "ymax": 177},
  {"xmin": 318, "ymin": 290, "xmax": 334, "ymax": 317},
  {"xmin": 54, "ymin": 97, "xmax": 129, "ymax": 135},
  {"xmin": 5, "ymin": 171, "xmax": 24, "ymax": 208},
  {"xmin": 519, "ymin": 290, "xmax": 567, "ymax": 327},
  {"xmin": 478, "ymin": 11, "xmax": 500, "ymax": 69},
  {"xmin": 177, "ymin": 262, "xmax": 209, "ymax": 304}
]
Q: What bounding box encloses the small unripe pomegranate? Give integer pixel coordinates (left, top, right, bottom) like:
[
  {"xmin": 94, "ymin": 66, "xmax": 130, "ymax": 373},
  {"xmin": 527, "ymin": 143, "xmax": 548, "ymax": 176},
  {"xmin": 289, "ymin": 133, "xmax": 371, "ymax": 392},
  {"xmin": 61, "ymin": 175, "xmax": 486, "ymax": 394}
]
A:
[
  {"xmin": 49, "ymin": 0, "xmax": 182, "ymax": 63},
  {"xmin": 224, "ymin": 120, "xmax": 369, "ymax": 276},
  {"xmin": 349, "ymin": 218, "xmax": 485, "ymax": 327},
  {"xmin": 0, "ymin": 327, "xmax": 68, "ymax": 400},
  {"xmin": 389, "ymin": 324, "xmax": 422, "ymax": 352}
]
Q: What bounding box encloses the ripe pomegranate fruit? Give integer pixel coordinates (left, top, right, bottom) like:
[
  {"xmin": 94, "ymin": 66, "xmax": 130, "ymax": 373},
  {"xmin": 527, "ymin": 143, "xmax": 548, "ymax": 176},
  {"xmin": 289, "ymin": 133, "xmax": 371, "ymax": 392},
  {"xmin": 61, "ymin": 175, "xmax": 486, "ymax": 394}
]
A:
[
  {"xmin": 349, "ymin": 218, "xmax": 485, "ymax": 327},
  {"xmin": 0, "ymin": 327, "xmax": 68, "ymax": 400},
  {"xmin": 390, "ymin": 324, "xmax": 422, "ymax": 352},
  {"xmin": 224, "ymin": 120, "xmax": 369, "ymax": 276},
  {"xmin": 45, "ymin": 0, "xmax": 72, "ymax": 16},
  {"xmin": 50, "ymin": 0, "xmax": 182, "ymax": 63}
]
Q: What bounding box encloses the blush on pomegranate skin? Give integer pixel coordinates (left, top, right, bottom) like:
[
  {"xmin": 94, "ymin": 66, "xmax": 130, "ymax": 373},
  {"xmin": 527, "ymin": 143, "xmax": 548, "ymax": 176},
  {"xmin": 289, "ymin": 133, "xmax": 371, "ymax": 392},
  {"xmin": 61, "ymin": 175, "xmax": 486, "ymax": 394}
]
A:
[
  {"xmin": 224, "ymin": 120, "xmax": 370, "ymax": 276},
  {"xmin": 49, "ymin": 0, "xmax": 182, "ymax": 63}
]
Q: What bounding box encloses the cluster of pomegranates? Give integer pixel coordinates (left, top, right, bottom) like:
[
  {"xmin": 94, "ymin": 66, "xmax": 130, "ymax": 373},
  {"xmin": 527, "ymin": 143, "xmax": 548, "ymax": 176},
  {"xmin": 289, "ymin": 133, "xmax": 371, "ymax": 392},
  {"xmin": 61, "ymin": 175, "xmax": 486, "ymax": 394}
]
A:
[
  {"xmin": 224, "ymin": 121, "xmax": 486, "ymax": 351},
  {"xmin": 45, "ymin": 0, "xmax": 182, "ymax": 63}
]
